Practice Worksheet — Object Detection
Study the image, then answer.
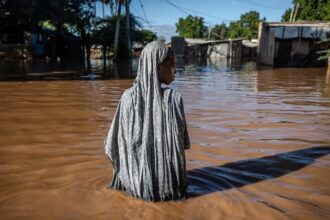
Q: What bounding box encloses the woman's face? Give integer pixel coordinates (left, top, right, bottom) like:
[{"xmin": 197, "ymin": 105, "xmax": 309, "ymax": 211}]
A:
[{"xmin": 157, "ymin": 55, "xmax": 176, "ymax": 85}]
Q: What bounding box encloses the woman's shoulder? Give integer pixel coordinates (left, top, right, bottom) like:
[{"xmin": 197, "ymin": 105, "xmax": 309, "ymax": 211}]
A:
[
  {"xmin": 162, "ymin": 87, "xmax": 183, "ymax": 103},
  {"xmin": 121, "ymin": 87, "xmax": 134, "ymax": 98},
  {"xmin": 118, "ymin": 87, "xmax": 135, "ymax": 106}
]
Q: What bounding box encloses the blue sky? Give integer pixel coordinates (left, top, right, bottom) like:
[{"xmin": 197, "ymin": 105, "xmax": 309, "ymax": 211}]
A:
[{"xmin": 96, "ymin": 0, "xmax": 292, "ymax": 41}]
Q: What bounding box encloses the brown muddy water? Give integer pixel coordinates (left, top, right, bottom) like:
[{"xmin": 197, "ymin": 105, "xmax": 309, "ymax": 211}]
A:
[{"xmin": 0, "ymin": 59, "xmax": 330, "ymax": 220}]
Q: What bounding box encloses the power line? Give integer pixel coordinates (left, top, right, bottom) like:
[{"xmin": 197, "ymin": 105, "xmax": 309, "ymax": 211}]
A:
[
  {"xmin": 131, "ymin": 2, "xmax": 153, "ymax": 28},
  {"xmin": 159, "ymin": 0, "xmax": 190, "ymax": 15},
  {"xmin": 159, "ymin": 0, "xmax": 233, "ymax": 23},
  {"xmin": 235, "ymin": 0, "xmax": 288, "ymax": 10},
  {"xmin": 138, "ymin": 0, "xmax": 152, "ymax": 27},
  {"xmin": 131, "ymin": 4, "xmax": 143, "ymax": 19}
]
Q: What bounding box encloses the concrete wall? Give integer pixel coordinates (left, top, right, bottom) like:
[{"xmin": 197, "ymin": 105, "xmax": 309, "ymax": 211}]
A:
[
  {"xmin": 257, "ymin": 22, "xmax": 275, "ymax": 65},
  {"xmin": 291, "ymin": 39, "xmax": 309, "ymax": 56},
  {"xmin": 208, "ymin": 43, "xmax": 229, "ymax": 58},
  {"xmin": 207, "ymin": 40, "xmax": 243, "ymax": 58},
  {"xmin": 258, "ymin": 22, "xmax": 330, "ymax": 67},
  {"xmin": 171, "ymin": 37, "xmax": 185, "ymax": 57}
]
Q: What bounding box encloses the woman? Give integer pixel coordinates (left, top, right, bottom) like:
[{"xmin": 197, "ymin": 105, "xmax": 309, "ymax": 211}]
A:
[{"xmin": 104, "ymin": 40, "xmax": 190, "ymax": 202}]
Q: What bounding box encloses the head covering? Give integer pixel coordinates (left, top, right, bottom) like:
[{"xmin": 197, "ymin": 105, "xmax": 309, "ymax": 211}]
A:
[{"xmin": 104, "ymin": 40, "xmax": 190, "ymax": 202}]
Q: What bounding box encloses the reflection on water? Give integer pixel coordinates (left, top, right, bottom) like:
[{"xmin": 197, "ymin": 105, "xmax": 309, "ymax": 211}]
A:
[
  {"xmin": 0, "ymin": 58, "xmax": 139, "ymax": 81},
  {"xmin": 0, "ymin": 58, "xmax": 330, "ymax": 220}
]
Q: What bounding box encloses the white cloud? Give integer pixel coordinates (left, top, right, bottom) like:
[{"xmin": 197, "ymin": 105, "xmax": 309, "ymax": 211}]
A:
[{"xmin": 145, "ymin": 25, "xmax": 178, "ymax": 43}]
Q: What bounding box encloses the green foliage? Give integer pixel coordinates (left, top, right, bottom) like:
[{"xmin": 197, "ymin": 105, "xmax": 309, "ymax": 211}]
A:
[
  {"xmin": 0, "ymin": 0, "xmax": 96, "ymax": 36},
  {"xmin": 316, "ymin": 38, "xmax": 330, "ymax": 60},
  {"xmin": 210, "ymin": 23, "xmax": 228, "ymax": 40},
  {"xmin": 175, "ymin": 15, "xmax": 208, "ymax": 38},
  {"xmin": 91, "ymin": 14, "xmax": 156, "ymax": 57},
  {"xmin": 134, "ymin": 29, "xmax": 157, "ymax": 45},
  {"xmin": 92, "ymin": 14, "xmax": 142, "ymax": 45},
  {"xmin": 0, "ymin": 0, "xmax": 155, "ymax": 59},
  {"xmin": 281, "ymin": 0, "xmax": 330, "ymax": 21},
  {"xmin": 317, "ymin": 49, "xmax": 330, "ymax": 60},
  {"xmin": 281, "ymin": 8, "xmax": 292, "ymax": 22},
  {"xmin": 228, "ymin": 21, "xmax": 244, "ymax": 39},
  {"xmin": 228, "ymin": 11, "xmax": 265, "ymax": 39}
]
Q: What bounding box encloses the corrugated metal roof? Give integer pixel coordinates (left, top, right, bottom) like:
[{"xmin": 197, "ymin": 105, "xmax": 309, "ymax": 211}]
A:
[{"xmin": 242, "ymin": 40, "xmax": 258, "ymax": 48}]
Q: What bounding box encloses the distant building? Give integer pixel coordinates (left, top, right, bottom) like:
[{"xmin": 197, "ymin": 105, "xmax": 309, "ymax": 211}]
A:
[
  {"xmin": 242, "ymin": 39, "xmax": 258, "ymax": 58},
  {"xmin": 257, "ymin": 21, "xmax": 330, "ymax": 67},
  {"xmin": 0, "ymin": 24, "xmax": 81, "ymax": 60},
  {"xmin": 171, "ymin": 36, "xmax": 256, "ymax": 60}
]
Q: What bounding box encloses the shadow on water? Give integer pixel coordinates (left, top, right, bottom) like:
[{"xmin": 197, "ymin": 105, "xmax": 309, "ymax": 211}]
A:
[{"xmin": 187, "ymin": 146, "xmax": 330, "ymax": 198}]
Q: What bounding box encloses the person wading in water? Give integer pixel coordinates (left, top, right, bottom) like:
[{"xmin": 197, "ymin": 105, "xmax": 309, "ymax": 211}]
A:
[{"xmin": 104, "ymin": 40, "xmax": 190, "ymax": 202}]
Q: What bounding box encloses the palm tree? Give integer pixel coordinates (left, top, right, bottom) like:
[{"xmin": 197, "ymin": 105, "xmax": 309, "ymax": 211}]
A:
[
  {"xmin": 104, "ymin": 0, "xmax": 115, "ymax": 16},
  {"xmin": 102, "ymin": 0, "xmax": 105, "ymax": 18},
  {"xmin": 113, "ymin": 0, "xmax": 123, "ymax": 60}
]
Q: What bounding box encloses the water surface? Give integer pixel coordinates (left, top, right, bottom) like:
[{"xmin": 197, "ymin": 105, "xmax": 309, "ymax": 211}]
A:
[{"xmin": 0, "ymin": 59, "xmax": 329, "ymax": 219}]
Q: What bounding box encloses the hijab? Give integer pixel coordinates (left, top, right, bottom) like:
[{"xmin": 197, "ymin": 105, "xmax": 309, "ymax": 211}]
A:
[{"xmin": 104, "ymin": 40, "xmax": 190, "ymax": 201}]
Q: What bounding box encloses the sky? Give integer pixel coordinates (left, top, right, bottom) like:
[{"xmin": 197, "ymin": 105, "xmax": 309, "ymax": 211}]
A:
[{"xmin": 96, "ymin": 0, "xmax": 292, "ymax": 42}]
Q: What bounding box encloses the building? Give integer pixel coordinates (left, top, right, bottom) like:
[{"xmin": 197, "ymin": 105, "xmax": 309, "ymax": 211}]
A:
[
  {"xmin": 0, "ymin": 24, "xmax": 81, "ymax": 60},
  {"xmin": 171, "ymin": 37, "xmax": 253, "ymax": 60},
  {"xmin": 257, "ymin": 21, "xmax": 330, "ymax": 67}
]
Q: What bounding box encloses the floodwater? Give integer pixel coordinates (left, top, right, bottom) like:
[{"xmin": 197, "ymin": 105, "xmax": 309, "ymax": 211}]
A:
[{"xmin": 0, "ymin": 58, "xmax": 330, "ymax": 220}]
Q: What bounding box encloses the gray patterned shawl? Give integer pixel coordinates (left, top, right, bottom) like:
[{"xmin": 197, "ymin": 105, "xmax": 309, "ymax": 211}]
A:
[{"xmin": 104, "ymin": 40, "xmax": 190, "ymax": 202}]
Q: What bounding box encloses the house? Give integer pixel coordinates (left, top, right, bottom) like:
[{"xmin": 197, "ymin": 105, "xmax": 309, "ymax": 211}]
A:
[
  {"xmin": 171, "ymin": 36, "xmax": 256, "ymax": 61},
  {"xmin": 0, "ymin": 24, "xmax": 81, "ymax": 60},
  {"xmin": 257, "ymin": 21, "xmax": 330, "ymax": 67},
  {"xmin": 242, "ymin": 39, "xmax": 258, "ymax": 58}
]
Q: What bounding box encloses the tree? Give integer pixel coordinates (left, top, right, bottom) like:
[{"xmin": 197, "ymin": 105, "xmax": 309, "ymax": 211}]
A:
[
  {"xmin": 316, "ymin": 38, "xmax": 330, "ymax": 61},
  {"xmin": 228, "ymin": 11, "xmax": 265, "ymax": 39},
  {"xmin": 228, "ymin": 21, "xmax": 244, "ymax": 39},
  {"xmin": 175, "ymin": 15, "xmax": 208, "ymax": 38},
  {"xmin": 281, "ymin": 8, "xmax": 292, "ymax": 22},
  {"xmin": 92, "ymin": 13, "xmax": 144, "ymax": 58},
  {"xmin": 0, "ymin": 0, "xmax": 156, "ymax": 61},
  {"xmin": 134, "ymin": 29, "xmax": 157, "ymax": 45},
  {"xmin": 210, "ymin": 23, "xmax": 228, "ymax": 40},
  {"xmin": 113, "ymin": 0, "xmax": 123, "ymax": 60},
  {"xmin": 281, "ymin": 0, "xmax": 330, "ymax": 21},
  {"xmin": 69, "ymin": 0, "xmax": 96, "ymax": 64},
  {"xmin": 0, "ymin": 0, "xmax": 47, "ymax": 29}
]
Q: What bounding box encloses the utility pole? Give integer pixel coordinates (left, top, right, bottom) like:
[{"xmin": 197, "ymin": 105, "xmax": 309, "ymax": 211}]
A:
[
  {"xmin": 289, "ymin": 4, "xmax": 295, "ymax": 22},
  {"xmin": 292, "ymin": 3, "xmax": 300, "ymax": 22}
]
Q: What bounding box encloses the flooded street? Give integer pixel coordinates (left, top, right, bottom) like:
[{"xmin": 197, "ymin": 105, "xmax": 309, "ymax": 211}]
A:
[{"xmin": 0, "ymin": 59, "xmax": 330, "ymax": 219}]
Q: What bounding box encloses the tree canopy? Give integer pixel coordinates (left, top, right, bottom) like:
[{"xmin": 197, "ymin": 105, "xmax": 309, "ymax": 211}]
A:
[
  {"xmin": 180, "ymin": 10, "xmax": 265, "ymax": 40},
  {"xmin": 175, "ymin": 15, "xmax": 208, "ymax": 38},
  {"xmin": 281, "ymin": 0, "xmax": 330, "ymax": 21},
  {"xmin": 0, "ymin": 0, "xmax": 157, "ymax": 59},
  {"xmin": 228, "ymin": 11, "xmax": 265, "ymax": 39},
  {"xmin": 92, "ymin": 15, "xmax": 156, "ymax": 58},
  {"xmin": 210, "ymin": 23, "xmax": 228, "ymax": 40}
]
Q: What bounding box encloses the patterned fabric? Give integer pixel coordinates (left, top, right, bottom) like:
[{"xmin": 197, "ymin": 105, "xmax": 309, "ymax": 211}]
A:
[{"xmin": 104, "ymin": 40, "xmax": 190, "ymax": 202}]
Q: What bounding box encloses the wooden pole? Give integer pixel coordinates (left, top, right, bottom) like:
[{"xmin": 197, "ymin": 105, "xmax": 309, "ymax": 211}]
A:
[
  {"xmin": 289, "ymin": 4, "xmax": 294, "ymax": 22},
  {"xmin": 293, "ymin": 3, "xmax": 300, "ymax": 22}
]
